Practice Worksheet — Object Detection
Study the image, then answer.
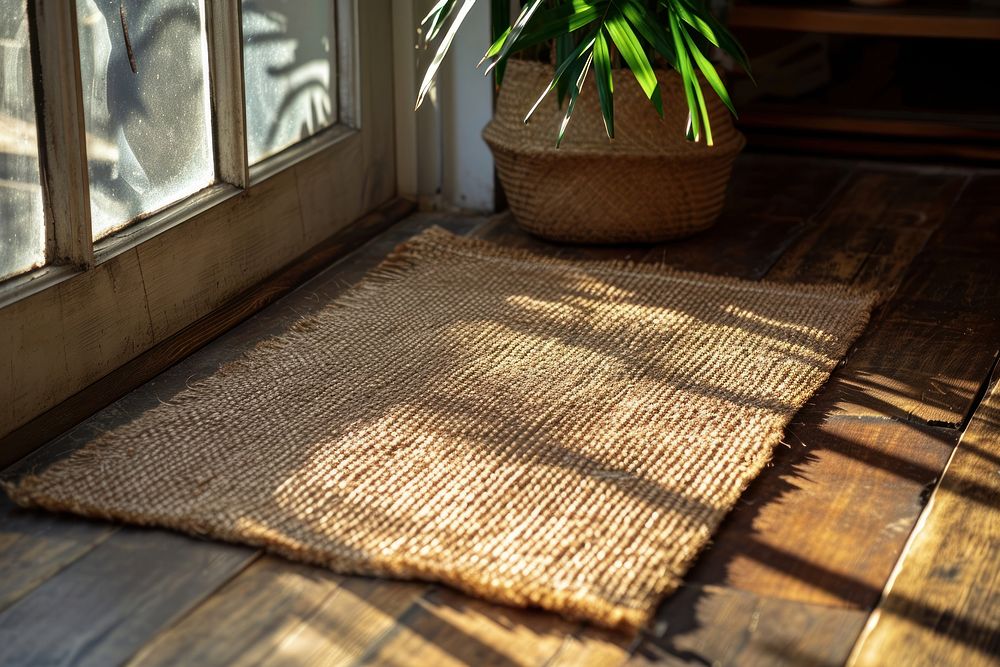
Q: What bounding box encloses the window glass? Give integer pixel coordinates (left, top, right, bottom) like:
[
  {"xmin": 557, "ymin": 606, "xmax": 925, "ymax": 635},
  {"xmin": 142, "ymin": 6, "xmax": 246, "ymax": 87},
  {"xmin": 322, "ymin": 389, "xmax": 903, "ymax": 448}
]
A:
[
  {"xmin": 77, "ymin": 0, "xmax": 214, "ymax": 239},
  {"xmin": 242, "ymin": 0, "xmax": 338, "ymax": 165},
  {"xmin": 0, "ymin": 0, "xmax": 46, "ymax": 281}
]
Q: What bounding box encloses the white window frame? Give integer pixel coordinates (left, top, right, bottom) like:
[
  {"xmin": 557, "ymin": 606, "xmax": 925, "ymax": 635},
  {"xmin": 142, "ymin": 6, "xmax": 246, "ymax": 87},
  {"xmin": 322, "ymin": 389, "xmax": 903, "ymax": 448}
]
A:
[{"xmin": 0, "ymin": 0, "xmax": 397, "ymax": 442}]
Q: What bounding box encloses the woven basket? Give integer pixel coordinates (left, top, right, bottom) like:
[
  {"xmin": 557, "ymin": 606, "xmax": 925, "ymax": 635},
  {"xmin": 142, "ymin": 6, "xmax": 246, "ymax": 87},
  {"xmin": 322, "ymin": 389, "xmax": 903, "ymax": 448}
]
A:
[{"xmin": 483, "ymin": 60, "xmax": 745, "ymax": 243}]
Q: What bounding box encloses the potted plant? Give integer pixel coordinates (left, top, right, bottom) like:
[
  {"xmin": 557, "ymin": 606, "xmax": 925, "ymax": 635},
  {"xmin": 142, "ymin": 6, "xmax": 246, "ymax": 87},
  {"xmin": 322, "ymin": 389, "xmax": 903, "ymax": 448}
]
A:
[{"xmin": 417, "ymin": 0, "xmax": 752, "ymax": 243}]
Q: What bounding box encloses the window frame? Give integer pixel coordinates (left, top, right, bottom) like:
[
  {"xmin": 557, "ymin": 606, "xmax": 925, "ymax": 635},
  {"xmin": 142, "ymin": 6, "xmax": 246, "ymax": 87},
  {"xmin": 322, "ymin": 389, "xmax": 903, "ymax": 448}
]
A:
[{"xmin": 0, "ymin": 0, "xmax": 397, "ymax": 441}]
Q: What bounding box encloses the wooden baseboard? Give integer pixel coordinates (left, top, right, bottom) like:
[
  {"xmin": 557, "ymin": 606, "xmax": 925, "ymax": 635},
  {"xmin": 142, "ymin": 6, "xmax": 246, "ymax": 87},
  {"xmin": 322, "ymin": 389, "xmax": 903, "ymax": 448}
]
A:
[{"xmin": 0, "ymin": 198, "xmax": 416, "ymax": 470}]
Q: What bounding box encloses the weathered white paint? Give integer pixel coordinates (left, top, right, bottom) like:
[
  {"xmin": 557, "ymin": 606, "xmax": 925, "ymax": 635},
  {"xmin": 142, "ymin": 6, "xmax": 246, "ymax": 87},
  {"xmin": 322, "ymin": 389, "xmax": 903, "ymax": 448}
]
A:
[
  {"xmin": 440, "ymin": 0, "xmax": 495, "ymax": 212},
  {"xmin": 395, "ymin": 1, "xmax": 495, "ymax": 212}
]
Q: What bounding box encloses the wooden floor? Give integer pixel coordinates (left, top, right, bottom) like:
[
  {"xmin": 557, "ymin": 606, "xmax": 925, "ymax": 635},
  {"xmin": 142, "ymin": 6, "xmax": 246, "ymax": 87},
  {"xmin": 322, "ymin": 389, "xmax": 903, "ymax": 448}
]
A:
[{"xmin": 1, "ymin": 154, "xmax": 998, "ymax": 666}]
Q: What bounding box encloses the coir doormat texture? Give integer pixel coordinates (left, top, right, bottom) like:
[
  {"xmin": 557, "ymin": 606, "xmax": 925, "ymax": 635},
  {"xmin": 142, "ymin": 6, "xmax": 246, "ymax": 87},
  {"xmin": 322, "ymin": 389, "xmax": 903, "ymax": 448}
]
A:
[{"xmin": 3, "ymin": 227, "xmax": 877, "ymax": 632}]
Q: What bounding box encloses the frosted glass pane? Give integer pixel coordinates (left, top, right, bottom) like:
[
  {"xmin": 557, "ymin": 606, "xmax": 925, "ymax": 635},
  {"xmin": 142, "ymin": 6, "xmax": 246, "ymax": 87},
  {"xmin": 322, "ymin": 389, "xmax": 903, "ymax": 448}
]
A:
[
  {"xmin": 77, "ymin": 0, "xmax": 214, "ymax": 239},
  {"xmin": 0, "ymin": 0, "xmax": 46, "ymax": 281},
  {"xmin": 242, "ymin": 0, "xmax": 337, "ymax": 164}
]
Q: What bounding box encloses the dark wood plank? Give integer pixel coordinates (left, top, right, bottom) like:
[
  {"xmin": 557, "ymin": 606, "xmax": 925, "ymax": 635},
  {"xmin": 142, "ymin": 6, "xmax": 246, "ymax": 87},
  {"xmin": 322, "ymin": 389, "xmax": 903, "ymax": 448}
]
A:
[
  {"xmin": 0, "ymin": 198, "xmax": 416, "ymax": 470},
  {"xmin": 645, "ymin": 154, "xmax": 854, "ymax": 278},
  {"xmin": 0, "ymin": 496, "xmax": 116, "ymax": 614},
  {"xmin": 356, "ymin": 587, "xmax": 577, "ymax": 667},
  {"xmin": 926, "ymin": 174, "xmax": 1000, "ymax": 257},
  {"xmin": 766, "ymin": 168, "xmax": 966, "ymax": 290},
  {"xmin": 0, "ymin": 528, "xmax": 256, "ymax": 667},
  {"xmin": 817, "ymin": 308, "xmax": 1000, "ymax": 427},
  {"xmin": 684, "ymin": 416, "xmax": 957, "ymax": 608},
  {"xmin": 848, "ymin": 366, "xmax": 1000, "ymax": 666},
  {"xmin": 645, "ymin": 165, "xmax": 970, "ymax": 608},
  {"xmin": 130, "ymin": 556, "xmax": 428, "ymax": 666},
  {"xmin": 739, "ymin": 132, "xmax": 1000, "ymax": 165},
  {"xmin": 546, "ymin": 626, "xmax": 631, "ymax": 666},
  {"xmin": 811, "ymin": 175, "xmax": 1000, "ymax": 426},
  {"xmin": 631, "ymin": 584, "xmax": 868, "ymax": 667}
]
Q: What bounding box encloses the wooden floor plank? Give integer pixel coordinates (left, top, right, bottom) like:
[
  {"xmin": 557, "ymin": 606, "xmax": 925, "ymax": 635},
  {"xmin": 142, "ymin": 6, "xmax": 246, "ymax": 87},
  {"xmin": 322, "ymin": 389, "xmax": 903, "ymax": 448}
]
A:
[
  {"xmin": 814, "ymin": 174, "xmax": 1000, "ymax": 427},
  {"xmin": 766, "ymin": 169, "xmax": 966, "ymax": 289},
  {"xmin": 645, "ymin": 154, "xmax": 854, "ymax": 278},
  {"xmin": 847, "ymin": 368, "xmax": 1000, "ymax": 667},
  {"xmin": 259, "ymin": 576, "xmax": 432, "ymax": 666},
  {"xmin": 924, "ymin": 174, "xmax": 1000, "ymax": 258},
  {"xmin": 0, "ymin": 496, "xmax": 116, "ymax": 614},
  {"xmin": 0, "ymin": 529, "xmax": 256, "ymax": 667},
  {"xmin": 817, "ymin": 308, "xmax": 1000, "ymax": 427},
  {"xmin": 643, "ymin": 165, "xmax": 970, "ymax": 609},
  {"xmin": 127, "ymin": 557, "xmax": 349, "ymax": 667},
  {"xmin": 684, "ymin": 417, "xmax": 957, "ymax": 609},
  {"xmin": 356, "ymin": 588, "xmax": 579, "ymax": 667},
  {"xmin": 631, "ymin": 584, "xmax": 867, "ymax": 667},
  {"xmin": 545, "ymin": 626, "xmax": 631, "ymax": 667},
  {"xmin": 129, "ymin": 556, "xmax": 428, "ymax": 667}
]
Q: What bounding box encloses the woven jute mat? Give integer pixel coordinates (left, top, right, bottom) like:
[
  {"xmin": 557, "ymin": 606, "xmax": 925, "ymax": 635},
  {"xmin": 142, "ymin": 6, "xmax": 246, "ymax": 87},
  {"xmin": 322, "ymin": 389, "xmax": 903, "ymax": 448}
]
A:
[{"xmin": 3, "ymin": 227, "xmax": 877, "ymax": 632}]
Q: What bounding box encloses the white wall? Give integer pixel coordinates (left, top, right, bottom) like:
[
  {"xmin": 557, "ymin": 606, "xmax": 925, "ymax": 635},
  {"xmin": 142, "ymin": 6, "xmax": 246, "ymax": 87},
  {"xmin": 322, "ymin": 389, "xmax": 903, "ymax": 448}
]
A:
[{"xmin": 392, "ymin": 1, "xmax": 496, "ymax": 213}]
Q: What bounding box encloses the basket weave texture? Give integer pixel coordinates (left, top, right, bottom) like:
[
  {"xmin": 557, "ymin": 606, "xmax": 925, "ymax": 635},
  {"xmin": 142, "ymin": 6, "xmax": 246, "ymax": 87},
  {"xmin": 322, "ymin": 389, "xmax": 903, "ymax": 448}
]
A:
[
  {"xmin": 484, "ymin": 60, "xmax": 745, "ymax": 243},
  {"xmin": 4, "ymin": 229, "xmax": 876, "ymax": 632}
]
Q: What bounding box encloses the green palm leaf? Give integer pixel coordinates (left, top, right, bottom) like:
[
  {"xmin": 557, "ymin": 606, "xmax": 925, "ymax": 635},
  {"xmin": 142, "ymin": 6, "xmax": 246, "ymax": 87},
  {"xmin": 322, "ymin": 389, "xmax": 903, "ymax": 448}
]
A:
[
  {"xmin": 524, "ymin": 32, "xmax": 597, "ymax": 124},
  {"xmin": 418, "ymin": 0, "xmax": 750, "ymax": 142},
  {"xmin": 484, "ymin": 0, "xmax": 548, "ymax": 76},
  {"xmin": 422, "ymin": 0, "xmax": 457, "ymax": 42},
  {"xmin": 593, "ymin": 28, "xmax": 615, "ymax": 137},
  {"xmin": 605, "ymin": 7, "xmax": 663, "ymax": 117},
  {"xmin": 667, "ymin": 8, "xmax": 703, "ymax": 142},
  {"xmin": 620, "ymin": 0, "xmax": 677, "ymax": 66},
  {"xmin": 416, "ymin": 0, "xmax": 480, "ymax": 110},
  {"xmin": 557, "ymin": 52, "xmax": 595, "ymax": 147},
  {"xmin": 680, "ymin": 23, "xmax": 735, "ymax": 116},
  {"xmin": 672, "ymin": 0, "xmax": 753, "ymax": 80},
  {"xmin": 490, "ymin": 0, "xmax": 511, "ymax": 84}
]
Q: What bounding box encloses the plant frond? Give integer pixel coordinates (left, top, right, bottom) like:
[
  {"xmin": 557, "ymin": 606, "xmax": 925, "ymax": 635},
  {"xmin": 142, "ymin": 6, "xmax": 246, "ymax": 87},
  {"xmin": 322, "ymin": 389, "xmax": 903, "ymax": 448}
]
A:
[{"xmin": 418, "ymin": 0, "xmax": 751, "ymax": 143}]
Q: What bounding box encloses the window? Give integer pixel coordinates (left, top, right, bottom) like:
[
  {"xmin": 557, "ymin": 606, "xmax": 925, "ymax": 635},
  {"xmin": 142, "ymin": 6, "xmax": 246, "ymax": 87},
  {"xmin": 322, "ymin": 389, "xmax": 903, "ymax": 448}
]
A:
[
  {"xmin": 0, "ymin": 0, "xmax": 363, "ymax": 282},
  {"xmin": 242, "ymin": 0, "xmax": 337, "ymax": 164},
  {"xmin": 77, "ymin": 0, "xmax": 215, "ymax": 238},
  {"xmin": 0, "ymin": 0, "xmax": 397, "ymax": 445},
  {"xmin": 0, "ymin": 0, "xmax": 44, "ymax": 280}
]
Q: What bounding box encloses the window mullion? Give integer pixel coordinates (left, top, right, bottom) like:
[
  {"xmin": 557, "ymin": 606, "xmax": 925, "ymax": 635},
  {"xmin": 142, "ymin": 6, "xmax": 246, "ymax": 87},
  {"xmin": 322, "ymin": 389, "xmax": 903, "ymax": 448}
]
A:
[
  {"xmin": 28, "ymin": 0, "xmax": 94, "ymax": 269},
  {"xmin": 206, "ymin": 0, "xmax": 250, "ymax": 189}
]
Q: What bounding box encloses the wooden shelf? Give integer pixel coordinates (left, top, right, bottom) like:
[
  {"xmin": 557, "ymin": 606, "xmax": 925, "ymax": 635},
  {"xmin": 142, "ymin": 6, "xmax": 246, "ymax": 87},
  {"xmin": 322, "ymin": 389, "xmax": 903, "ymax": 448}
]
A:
[
  {"xmin": 729, "ymin": 3, "xmax": 1000, "ymax": 40},
  {"xmin": 736, "ymin": 107, "xmax": 1000, "ymax": 161},
  {"xmin": 738, "ymin": 107, "xmax": 1000, "ymax": 140}
]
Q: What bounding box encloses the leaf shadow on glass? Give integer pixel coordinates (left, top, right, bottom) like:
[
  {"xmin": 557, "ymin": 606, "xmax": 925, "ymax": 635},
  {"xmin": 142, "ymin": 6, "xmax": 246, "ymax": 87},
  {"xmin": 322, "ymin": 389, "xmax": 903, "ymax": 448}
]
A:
[
  {"xmin": 77, "ymin": 0, "xmax": 213, "ymax": 238},
  {"xmin": 242, "ymin": 0, "xmax": 336, "ymax": 164}
]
